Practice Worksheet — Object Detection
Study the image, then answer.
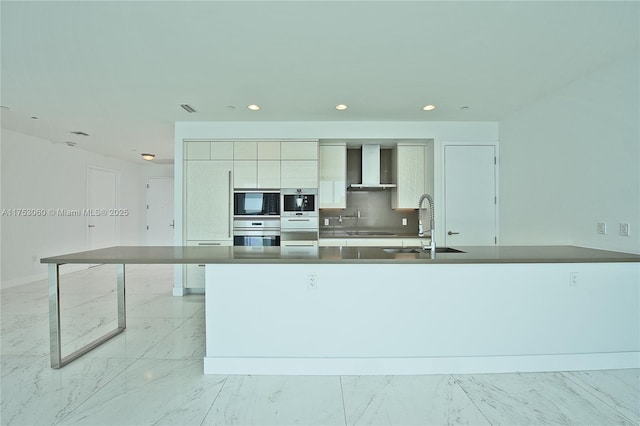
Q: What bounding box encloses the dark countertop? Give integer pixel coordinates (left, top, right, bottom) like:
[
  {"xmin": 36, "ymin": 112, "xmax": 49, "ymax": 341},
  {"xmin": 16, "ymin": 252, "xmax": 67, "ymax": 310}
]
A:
[{"xmin": 41, "ymin": 245, "xmax": 640, "ymax": 265}]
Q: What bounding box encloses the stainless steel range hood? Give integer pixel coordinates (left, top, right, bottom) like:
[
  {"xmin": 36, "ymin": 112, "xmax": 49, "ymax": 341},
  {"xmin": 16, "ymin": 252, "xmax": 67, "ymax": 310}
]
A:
[{"xmin": 348, "ymin": 144, "xmax": 396, "ymax": 191}]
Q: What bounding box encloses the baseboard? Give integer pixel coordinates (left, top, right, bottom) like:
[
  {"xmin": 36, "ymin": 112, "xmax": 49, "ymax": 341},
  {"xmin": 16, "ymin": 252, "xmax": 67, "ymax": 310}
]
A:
[{"xmin": 203, "ymin": 352, "xmax": 640, "ymax": 375}]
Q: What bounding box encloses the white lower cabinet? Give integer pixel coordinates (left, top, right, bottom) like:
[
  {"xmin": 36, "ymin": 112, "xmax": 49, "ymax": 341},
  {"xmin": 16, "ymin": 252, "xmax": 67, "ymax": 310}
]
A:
[{"xmin": 184, "ymin": 240, "xmax": 232, "ymax": 289}]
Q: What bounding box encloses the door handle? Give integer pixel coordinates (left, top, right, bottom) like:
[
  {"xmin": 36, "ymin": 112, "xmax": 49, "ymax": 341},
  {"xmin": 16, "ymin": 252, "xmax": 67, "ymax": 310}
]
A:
[
  {"xmin": 169, "ymin": 220, "xmax": 175, "ymax": 229},
  {"xmin": 448, "ymin": 231, "xmax": 460, "ymax": 235},
  {"xmin": 88, "ymin": 225, "xmax": 96, "ymax": 228}
]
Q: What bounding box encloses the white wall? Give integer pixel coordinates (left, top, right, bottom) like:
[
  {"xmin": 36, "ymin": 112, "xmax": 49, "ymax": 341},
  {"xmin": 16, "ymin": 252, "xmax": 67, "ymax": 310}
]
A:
[
  {"xmin": 499, "ymin": 53, "xmax": 640, "ymax": 254},
  {"xmin": 0, "ymin": 128, "xmax": 174, "ymax": 288}
]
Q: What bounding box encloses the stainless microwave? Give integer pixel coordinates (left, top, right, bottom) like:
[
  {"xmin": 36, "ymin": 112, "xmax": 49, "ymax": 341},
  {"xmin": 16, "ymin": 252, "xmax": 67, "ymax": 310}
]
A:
[
  {"xmin": 281, "ymin": 188, "xmax": 318, "ymax": 217},
  {"xmin": 234, "ymin": 191, "xmax": 280, "ymax": 217}
]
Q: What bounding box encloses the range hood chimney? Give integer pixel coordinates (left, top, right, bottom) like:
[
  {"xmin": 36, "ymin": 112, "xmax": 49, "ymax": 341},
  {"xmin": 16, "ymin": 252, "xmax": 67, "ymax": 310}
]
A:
[{"xmin": 348, "ymin": 144, "xmax": 396, "ymax": 190}]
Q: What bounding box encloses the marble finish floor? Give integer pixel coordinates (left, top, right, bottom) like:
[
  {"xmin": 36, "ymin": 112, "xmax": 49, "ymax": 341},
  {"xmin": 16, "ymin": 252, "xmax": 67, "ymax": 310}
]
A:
[{"xmin": 1, "ymin": 264, "xmax": 638, "ymax": 426}]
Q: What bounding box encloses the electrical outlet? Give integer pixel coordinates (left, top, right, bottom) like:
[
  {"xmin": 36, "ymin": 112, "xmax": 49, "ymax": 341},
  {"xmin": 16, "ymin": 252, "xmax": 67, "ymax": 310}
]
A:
[
  {"xmin": 402, "ymin": 218, "xmax": 407, "ymax": 226},
  {"xmin": 597, "ymin": 222, "xmax": 607, "ymax": 234},
  {"xmin": 324, "ymin": 218, "xmax": 329, "ymax": 226},
  {"xmin": 307, "ymin": 274, "xmax": 317, "ymax": 289},
  {"xmin": 619, "ymin": 223, "xmax": 630, "ymax": 236},
  {"xmin": 570, "ymin": 272, "xmax": 578, "ymax": 287}
]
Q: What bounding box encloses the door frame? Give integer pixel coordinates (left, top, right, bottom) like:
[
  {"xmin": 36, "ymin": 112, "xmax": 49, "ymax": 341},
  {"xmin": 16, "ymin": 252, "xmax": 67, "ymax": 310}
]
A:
[
  {"xmin": 86, "ymin": 165, "xmax": 121, "ymax": 249},
  {"xmin": 439, "ymin": 141, "xmax": 499, "ymax": 246}
]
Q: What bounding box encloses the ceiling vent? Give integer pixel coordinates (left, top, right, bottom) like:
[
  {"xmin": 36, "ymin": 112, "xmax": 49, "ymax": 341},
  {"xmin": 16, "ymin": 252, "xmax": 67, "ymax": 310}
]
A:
[{"xmin": 180, "ymin": 104, "xmax": 196, "ymax": 113}]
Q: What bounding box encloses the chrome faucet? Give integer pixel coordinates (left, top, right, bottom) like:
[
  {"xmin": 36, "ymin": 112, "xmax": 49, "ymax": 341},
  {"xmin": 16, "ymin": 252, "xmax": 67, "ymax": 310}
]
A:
[{"xmin": 418, "ymin": 193, "xmax": 436, "ymax": 254}]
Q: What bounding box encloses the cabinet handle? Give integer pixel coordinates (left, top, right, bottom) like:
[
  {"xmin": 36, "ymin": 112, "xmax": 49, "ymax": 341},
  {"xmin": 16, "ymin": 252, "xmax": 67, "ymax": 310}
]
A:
[
  {"xmin": 88, "ymin": 225, "xmax": 96, "ymax": 228},
  {"xmin": 198, "ymin": 242, "xmax": 221, "ymax": 246},
  {"xmin": 448, "ymin": 231, "xmax": 460, "ymax": 235}
]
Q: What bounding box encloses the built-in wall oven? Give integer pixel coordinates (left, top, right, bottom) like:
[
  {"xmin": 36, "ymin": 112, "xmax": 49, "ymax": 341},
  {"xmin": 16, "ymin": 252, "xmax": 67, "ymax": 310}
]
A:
[
  {"xmin": 280, "ymin": 188, "xmax": 319, "ymax": 250},
  {"xmin": 233, "ymin": 190, "xmax": 281, "ymax": 247},
  {"xmin": 233, "ymin": 219, "xmax": 280, "ymax": 246},
  {"xmin": 281, "ymin": 188, "xmax": 318, "ymax": 216}
]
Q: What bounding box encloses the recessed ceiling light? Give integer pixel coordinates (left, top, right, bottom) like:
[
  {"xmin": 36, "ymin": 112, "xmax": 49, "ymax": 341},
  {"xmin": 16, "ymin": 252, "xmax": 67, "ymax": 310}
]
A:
[
  {"xmin": 460, "ymin": 106, "xmax": 470, "ymax": 110},
  {"xmin": 31, "ymin": 116, "xmax": 39, "ymax": 119},
  {"xmin": 66, "ymin": 141, "xmax": 77, "ymax": 147},
  {"xmin": 335, "ymin": 104, "xmax": 348, "ymax": 111},
  {"xmin": 141, "ymin": 153, "xmax": 155, "ymax": 161},
  {"xmin": 71, "ymin": 131, "xmax": 90, "ymax": 136},
  {"xmin": 422, "ymin": 104, "xmax": 437, "ymax": 111},
  {"xmin": 180, "ymin": 104, "xmax": 196, "ymax": 113},
  {"xmin": 226, "ymin": 105, "xmax": 236, "ymax": 110},
  {"xmin": 247, "ymin": 104, "xmax": 261, "ymax": 111}
]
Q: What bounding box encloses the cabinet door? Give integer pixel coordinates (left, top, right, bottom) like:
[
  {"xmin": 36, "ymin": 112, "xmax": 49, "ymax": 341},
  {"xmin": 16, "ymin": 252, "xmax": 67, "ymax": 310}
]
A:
[
  {"xmin": 234, "ymin": 160, "xmax": 257, "ymax": 188},
  {"xmin": 184, "ymin": 161, "xmax": 233, "ymax": 240},
  {"xmin": 234, "ymin": 141, "xmax": 257, "ymax": 160},
  {"xmin": 281, "ymin": 160, "xmax": 318, "ymax": 188},
  {"xmin": 281, "ymin": 141, "xmax": 318, "ymax": 160},
  {"xmin": 392, "ymin": 144, "xmax": 426, "ymax": 209},
  {"xmin": 258, "ymin": 141, "xmax": 280, "ymax": 160},
  {"xmin": 210, "ymin": 141, "xmax": 234, "ymax": 160},
  {"xmin": 184, "ymin": 141, "xmax": 210, "ymax": 160},
  {"xmin": 257, "ymin": 160, "xmax": 280, "ymax": 188},
  {"xmin": 319, "ymin": 143, "xmax": 347, "ymax": 208}
]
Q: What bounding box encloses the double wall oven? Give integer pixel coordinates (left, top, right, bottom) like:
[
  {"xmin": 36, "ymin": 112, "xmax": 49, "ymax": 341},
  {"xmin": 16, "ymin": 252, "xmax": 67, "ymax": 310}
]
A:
[
  {"xmin": 233, "ymin": 189, "xmax": 319, "ymax": 248},
  {"xmin": 233, "ymin": 190, "xmax": 280, "ymax": 247}
]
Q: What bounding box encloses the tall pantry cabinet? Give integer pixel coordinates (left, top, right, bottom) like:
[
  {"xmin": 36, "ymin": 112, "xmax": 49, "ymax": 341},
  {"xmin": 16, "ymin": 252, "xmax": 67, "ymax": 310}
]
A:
[{"xmin": 183, "ymin": 141, "xmax": 234, "ymax": 289}]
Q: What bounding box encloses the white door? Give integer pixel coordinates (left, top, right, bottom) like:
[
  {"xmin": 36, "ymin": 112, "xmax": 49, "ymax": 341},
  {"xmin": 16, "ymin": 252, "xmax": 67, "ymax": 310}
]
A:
[
  {"xmin": 87, "ymin": 167, "xmax": 119, "ymax": 249},
  {"xmin": 146, "ymin": 177, "xmax": 174, "ymax": 245},
  {"xmin": 444, "ymin": 145, "xmax": 496, "ymax": 246}
]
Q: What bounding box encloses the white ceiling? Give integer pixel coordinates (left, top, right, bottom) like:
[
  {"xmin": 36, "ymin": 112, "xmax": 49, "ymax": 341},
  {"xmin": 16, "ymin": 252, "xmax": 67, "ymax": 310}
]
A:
[{"xmin": 1, "ymin": 1, "xmax": 638, "ymax": 163}]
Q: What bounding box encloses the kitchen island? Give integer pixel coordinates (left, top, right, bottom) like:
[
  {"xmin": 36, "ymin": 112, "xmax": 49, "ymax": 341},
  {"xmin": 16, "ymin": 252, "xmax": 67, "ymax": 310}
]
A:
[{"xmin": 41, "ymin": 245, "xmax": 639, "ymax": 374}]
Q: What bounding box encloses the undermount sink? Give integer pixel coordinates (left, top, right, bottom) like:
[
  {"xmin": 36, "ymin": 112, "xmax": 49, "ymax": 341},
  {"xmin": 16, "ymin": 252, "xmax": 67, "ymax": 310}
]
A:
[{"xmin": 383, "ymin": 247, "xmax": 465, "ymax": 254}]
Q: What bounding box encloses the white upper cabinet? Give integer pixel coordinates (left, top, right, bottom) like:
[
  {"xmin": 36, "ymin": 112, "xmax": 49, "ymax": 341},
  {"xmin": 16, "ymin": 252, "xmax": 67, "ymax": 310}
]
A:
[
  {"xmin": 233, "ymin": 141, "xmax": 281, "ymax": 188},
  {"xmin": 257, "ymin": 160, "xmax": 281, "ymax": 188},
  {"xmin": 319, "ymin": 142, "xmax": 347, "ymax": 208},
  {"xmin": 233, "ymin": 160, "xmax": 258, "ymax": 188},
  {"xmin": 258, "ymin": 141, "xmax": 281, "ymax": 160},
  {"xmin": 234, "ymin": 141, "xmax": 257, "ymax": 160},
  {"xmin": 210, "ymin": 141, "xmax": 234, "ymax": 160},
  {"xmin": 281, "ymin": 161, "xmax": 318, "ymax": 188},
  {"xmin": 391, "ymin": 142, "xmax": 433, "ymax": 209},
  {"xmin": 281, "ymin": 141, "xmax": 318, "ymax": 160},
  {"xmin": 184, "ymin": 141, "xmax": 210, "ymax": 160},
  {"xmin": 281, "ymin": 141, "xmax": 319, "ymax": 188}
]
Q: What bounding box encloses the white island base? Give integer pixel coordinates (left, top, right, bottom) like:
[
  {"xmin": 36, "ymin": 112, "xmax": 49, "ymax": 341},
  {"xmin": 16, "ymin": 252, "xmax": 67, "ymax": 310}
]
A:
[{"xmin": 204, "ymin": 262, "xmax": 639, "ymax": 375}]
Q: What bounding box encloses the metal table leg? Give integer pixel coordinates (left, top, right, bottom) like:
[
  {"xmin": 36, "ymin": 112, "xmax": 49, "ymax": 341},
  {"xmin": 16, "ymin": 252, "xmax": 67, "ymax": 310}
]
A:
[{"xmin": 49, "ymin": 263, "xmax": 127, "ymax": 369}]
